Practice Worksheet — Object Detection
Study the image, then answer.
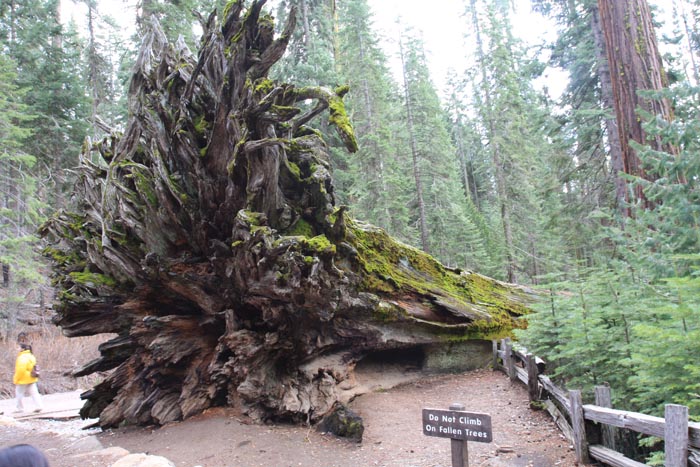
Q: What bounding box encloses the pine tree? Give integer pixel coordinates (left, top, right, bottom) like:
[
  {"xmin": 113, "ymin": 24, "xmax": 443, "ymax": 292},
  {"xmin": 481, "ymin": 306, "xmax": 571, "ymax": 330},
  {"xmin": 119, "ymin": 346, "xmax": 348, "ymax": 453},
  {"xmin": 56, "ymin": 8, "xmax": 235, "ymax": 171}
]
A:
[
  {"xmin": 463, "ymin": 0, "xmax": 560, "ymax": 282},
  {"xmin": 443, "ymin": 76, "xmax": 498, "ymax": 274},
  {"xmin": 466, "ymin": 0, "xmax": 517, "ymax": 281},
  {"xmin": 0, "ymin": 54, "xmax": 46, "ymax": 336},
  {"xmin": 533, "ymin": 0, "xmax": 625, "ymax": 213},
  {"xmin": 519, "ymin": 77, "xmax": 700, "ymax": 419},
  {"xmin": 396, "ymin": 27, "xmax": 481, "ymax": 267},
  {"xmin": 398, "ymin": 28, "xmax": 430, "ymax": 253},
  {"xmin": 135, "ymin": 0, "xmax": 228, "ymax": 45},
  {"xmin": 82, "ymin": 0, "xmax": 126, "ymax": 131},
  {"xmin": 1, "ymin": 0, "xmax": 90, "ymax": 207},
  {"xmin": 333, "ymin": 0, "xmax": 409, "ymax": 236},
  {"xmin": 272, "ymin": 0, "xmax": 338, "ymax": 87}
]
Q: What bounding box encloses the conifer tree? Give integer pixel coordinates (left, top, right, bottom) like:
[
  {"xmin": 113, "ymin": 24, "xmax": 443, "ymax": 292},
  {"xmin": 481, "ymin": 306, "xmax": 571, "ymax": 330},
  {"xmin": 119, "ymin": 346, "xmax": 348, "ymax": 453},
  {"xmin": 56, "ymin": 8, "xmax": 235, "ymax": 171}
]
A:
[
  {"xmin": 518, "ymin": 6, "xmax": 700, "ymax": 423},
  {"xmin": 533, "ymin": 0, "xmax": 625, "ymax": 214},
  {"xmin": 443, "ymin": 76, "xmax": 499, "ymax": 275},
  {"xmin": 333, "ymin": 0, "xmax": 409, "ymax": 236},
  {"xmin": 397, "ymin": 27, "xmax": 481, "ymax": 267},
  {"xmin": 135, "ymin": 0, "xmax": 228, "ymax": 46},
  {"xmin": 0, "ymin": 54, "xmax": 46, "ymax": 336},
  {"xmin": 464, "ymin": 0, "xmax": 557, "ymax": 282},
  {"xmin": 272, "ymin": 0, "xmax": 338, "ymax": 86},
  {"xmin": 82, "ymin": 0, "xmax": 126, "ymax": 131},
  {"xmin": 1, "ymin": 0, "xmax": 90, "ymax": 207},
  {"xmin": 598, "ymin": 0, "xmax": 677, "ymax": 213}
]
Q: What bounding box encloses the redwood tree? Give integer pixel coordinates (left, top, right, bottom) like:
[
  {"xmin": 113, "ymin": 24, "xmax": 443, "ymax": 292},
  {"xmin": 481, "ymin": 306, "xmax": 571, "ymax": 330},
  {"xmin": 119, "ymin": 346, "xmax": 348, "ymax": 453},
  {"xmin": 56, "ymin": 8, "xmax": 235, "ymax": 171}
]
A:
[{"xmin": 597, "ymin": 0, "xmax": 677, "ymax": 212}]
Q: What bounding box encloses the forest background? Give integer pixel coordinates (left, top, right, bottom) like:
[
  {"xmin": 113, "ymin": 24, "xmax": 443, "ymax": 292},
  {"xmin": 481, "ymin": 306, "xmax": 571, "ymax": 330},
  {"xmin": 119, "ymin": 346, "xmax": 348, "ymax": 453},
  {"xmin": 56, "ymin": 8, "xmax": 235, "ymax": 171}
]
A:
[{"xmin": 0, "ymin": 0, "xmax": 699, "ymax": 460}]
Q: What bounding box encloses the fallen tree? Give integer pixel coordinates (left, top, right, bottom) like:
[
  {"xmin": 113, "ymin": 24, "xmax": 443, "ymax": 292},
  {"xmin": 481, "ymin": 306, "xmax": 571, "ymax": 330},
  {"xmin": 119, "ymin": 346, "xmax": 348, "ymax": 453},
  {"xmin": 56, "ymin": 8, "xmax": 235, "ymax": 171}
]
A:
[{"xmin": 40, "ymin": 0, "xmax": 532, "ymax": 429}]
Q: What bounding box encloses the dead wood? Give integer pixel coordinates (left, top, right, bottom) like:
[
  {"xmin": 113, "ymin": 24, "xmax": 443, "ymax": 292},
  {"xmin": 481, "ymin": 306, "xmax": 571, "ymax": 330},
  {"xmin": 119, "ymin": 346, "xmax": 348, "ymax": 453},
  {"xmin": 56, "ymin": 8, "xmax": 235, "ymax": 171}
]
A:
[{"xmin": 40, "ymin": 1, "xmax": 532, "ymax": 429}]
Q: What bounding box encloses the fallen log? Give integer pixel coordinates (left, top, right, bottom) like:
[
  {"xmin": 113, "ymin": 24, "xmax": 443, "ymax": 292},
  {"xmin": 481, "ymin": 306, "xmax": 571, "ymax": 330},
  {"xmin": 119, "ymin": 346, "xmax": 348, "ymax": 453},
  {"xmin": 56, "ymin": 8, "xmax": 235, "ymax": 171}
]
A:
[{"xmin": 40, "ymin": 1, "xmax": 533, "ymax": 429}]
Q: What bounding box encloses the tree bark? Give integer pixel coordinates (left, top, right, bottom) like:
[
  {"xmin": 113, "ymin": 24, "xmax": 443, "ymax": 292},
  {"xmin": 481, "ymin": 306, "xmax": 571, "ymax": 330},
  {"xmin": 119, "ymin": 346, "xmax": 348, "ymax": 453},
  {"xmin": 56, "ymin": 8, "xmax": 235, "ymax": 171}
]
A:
[
  {"xmin": 590, "ymin": 3, "xmax": 626, "ymax": 211},
  {"xmin": 597, "ymin": 0, "xmax": 678, "ymax": 213},
  {"xmin": 86, "ymin": 0, "xmax": 99, "ymax": 137},
  {"xmin": 41, "ymin": 1, "xmax": 531, "ymax": 430},
  {"xmin": 2, "ymin": 263, "xmax": 8, "ymax": 287}
]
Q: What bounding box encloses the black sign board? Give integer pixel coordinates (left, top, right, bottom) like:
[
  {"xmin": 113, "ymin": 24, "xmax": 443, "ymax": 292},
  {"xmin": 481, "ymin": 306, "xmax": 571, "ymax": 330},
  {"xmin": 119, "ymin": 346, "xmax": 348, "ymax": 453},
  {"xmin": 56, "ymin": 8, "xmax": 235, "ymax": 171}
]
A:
[{"xmin": 422, "ymin": 408, "xmax": 492, "ymax": 443}]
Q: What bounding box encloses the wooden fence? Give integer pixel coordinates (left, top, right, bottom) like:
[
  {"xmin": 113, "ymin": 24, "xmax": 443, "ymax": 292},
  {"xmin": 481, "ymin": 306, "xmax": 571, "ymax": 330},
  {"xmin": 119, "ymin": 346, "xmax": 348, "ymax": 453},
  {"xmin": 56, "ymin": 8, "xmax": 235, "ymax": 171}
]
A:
[{"xmin": 492, "ymin": 338, "xmax": 700, "ymax": 467}]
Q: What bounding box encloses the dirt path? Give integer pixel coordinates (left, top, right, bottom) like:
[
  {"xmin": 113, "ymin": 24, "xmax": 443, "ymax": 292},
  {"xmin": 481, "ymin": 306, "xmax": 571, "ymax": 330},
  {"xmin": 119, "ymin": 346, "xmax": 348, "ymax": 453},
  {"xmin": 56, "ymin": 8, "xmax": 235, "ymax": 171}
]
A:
[
  {"xmin": 0, "ymin": 390, "xmax": 84, "ymax": 420},
  {"xmin": 0, "ymin": 369, "xmax": 577, "ymax": 467}
]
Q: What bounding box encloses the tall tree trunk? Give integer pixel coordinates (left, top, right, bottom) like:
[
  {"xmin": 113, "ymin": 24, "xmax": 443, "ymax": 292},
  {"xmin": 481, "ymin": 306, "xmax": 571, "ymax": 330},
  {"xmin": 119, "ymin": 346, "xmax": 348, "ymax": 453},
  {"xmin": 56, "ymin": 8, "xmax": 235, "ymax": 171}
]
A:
[
  {"xmin": 454, "ymin": 123, "xmax": 472, "ymax": 205},
  {"xmin": 470, "ymin": 0, "xmax": 516, "ymax": 283},
  {"xmin": 4, "ymin": 2, "xmax": 19, "ymax": 229},
  {"xmin": 330, "ymin": 0, "xmax": 339, "ymax": 65},
  {"xmin": 8, "ymin": 0, "xmax": 16, "ymax": 44},
  {"xmin": 50, "ymin": 1, "xmax": 66, "ymax": 208},
  {"xmin": 2, "ymin": 263, "xmax": 9, "ymax": 287},
  {"xmin": 597, "ymin": 0, "xmax": 678, "ymax": 213},
  {"xmin": 300, "ymin": 0, "xmax": 311, "ymax": 50},
  {"xmin": 399, "ymin": 33, "xmax": 430, "ymax": 253},
  {"xmin": 675, "ymin": 0, "xmax": 700, "ymax": 85},
  {"xmin": 52, "ymin": 0, "xmax": 61, "ymax": 49},
  {"xmin": 357, "ymin": 30, "xmax": 390, "ymax": 229},
  {"xmin": 590, "ymin": 3, "xmax": 626, "ymax": 211},
  {"xmin": 86, "ymin": 0, "xmax": 99, "ymax": 135}
]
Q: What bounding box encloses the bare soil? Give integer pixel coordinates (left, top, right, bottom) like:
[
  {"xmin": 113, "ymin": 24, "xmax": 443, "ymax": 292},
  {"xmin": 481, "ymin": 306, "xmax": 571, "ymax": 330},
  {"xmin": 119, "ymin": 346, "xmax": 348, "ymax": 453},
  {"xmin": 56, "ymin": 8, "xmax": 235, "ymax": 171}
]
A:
[{"xmin": 0, "ymin": 369, "xmax": 578, "ymax": 467}]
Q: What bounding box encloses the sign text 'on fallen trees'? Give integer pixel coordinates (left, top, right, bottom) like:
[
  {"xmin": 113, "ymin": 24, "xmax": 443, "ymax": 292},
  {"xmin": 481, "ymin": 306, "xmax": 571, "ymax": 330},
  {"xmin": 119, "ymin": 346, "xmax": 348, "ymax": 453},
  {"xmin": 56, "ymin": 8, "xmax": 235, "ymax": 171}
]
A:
[{"xmin": 422, "ymin": 408, "xmax": 493, "ymax": 443}]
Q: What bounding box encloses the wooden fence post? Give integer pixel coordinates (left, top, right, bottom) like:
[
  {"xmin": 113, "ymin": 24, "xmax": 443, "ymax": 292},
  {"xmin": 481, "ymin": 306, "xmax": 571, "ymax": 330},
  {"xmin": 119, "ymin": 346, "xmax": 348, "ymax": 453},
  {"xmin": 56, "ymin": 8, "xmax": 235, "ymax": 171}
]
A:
[
  {"xmin": 569, "ymin": 390, "xmax": 591, "ymax": 464},
  {"xmin": 594, "ymin": 386, "xmax": 617, "ymax": 452},
  {"xmin": 492, "ymin": 340, "xmax": 498, "ymax": 371},
  {"xmin": 526, "ymin": 353, "xmax": 539, "ymax": 402},
  {"xmin": 500, "ymin": 339, "xmax": 506, "ymax": 372},
  {"xmin": 665, "ymin": 404, "xmax": 688, "ymax": 467},
  {"xmin": 503, "ymin": 338, "xmax": 516, "ymax": 382}
]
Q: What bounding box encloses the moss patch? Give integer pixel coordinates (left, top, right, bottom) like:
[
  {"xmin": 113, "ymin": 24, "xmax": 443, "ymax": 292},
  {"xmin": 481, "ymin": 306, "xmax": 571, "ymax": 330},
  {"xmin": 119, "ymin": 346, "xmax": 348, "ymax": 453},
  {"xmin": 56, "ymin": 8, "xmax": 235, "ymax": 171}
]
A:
[
  {"xmin": 346, "ymin": 218, "xmax": 530, "ymax": 338},
  {"xmin": 238, "ymin": 210, "xmax": 266, "ymax": 226},
  {"xmin": 194, "ymin": 114, "xmax": 208, "ymax": 135},
  {"xmin": 254, "ymin": 77, "xmax": 274, "ymax": 95},
  {"xmin": 68, "ymin": 271, "xmax": 117, "ymax": 288},
  {"xmin": 42, "ymin": 247, "xmax": 84, "ymax": 269},
  {"xmin": 328, "ymin": 94, "xmax": 358, "ymax": 153},
  {"xmin": 303, "ymin": 235, "xmax": 335, "ymax": 255},
  {"xmin": 285, "ymin": 218, "xmax": 314, "ymax": 237}
]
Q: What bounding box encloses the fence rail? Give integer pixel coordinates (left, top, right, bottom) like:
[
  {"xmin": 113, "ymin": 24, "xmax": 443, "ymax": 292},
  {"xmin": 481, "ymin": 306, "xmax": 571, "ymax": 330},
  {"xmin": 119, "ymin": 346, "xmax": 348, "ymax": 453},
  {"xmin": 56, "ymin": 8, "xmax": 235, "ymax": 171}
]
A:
[{"xmin": 493, "ymin": 338, "xmax": 700, "ymax": 467}]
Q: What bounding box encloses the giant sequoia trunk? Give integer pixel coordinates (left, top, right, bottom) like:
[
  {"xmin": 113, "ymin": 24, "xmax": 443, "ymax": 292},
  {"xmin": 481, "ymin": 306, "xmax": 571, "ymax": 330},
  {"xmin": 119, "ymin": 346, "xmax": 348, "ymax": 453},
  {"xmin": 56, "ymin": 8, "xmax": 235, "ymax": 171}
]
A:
[
  {"xmin": 597, "ymin": 0, "xmax": 679, "ymax": 213},
  {"xmin": 40, "ymin": 1, "xmax": 531, "ymax": 429}
]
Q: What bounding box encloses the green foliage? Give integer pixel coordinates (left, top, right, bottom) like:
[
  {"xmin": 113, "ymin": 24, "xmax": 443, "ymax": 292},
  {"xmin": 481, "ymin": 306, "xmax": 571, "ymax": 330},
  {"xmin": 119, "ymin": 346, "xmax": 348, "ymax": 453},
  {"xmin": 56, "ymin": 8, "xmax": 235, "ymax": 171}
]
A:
[
  {"xmin": 332, "ymin": 0, "xmax": 410, "ymax": 238},
  {"xmin": 519, "ymin": 82, "xmax": 700, "ymax": 420},
  {"xmin": 620, "ymin": 83, "xmax": 700, "ymax": 418},
  {"xmin": 516, "ymin": 267, "xmax": 638, "ymax": 402},
  {"xmin": 272, "ymin": 0, "xmax": 339, "ymax": 87},
  {"xmin": 1, "ymin": 0, "xmax": 90, "ymax": 206},
  {"xmin": 135, "ymin": 0, "xmax": 228, "ymax": 47},
  {"xmin": 81, "ymin": 0, "xmax": 129, "ymax": 130},
  {"xmin": 0, "ymin": 54, "xmax": 48, "ymax": 335},
  {"xmin": 519, "ymin": 239, "xmax": 700, "ymax": 416},
  {"xmin": 398, "ymin": 28, "xmax": 484, "ymax": 269},
  {"xmin": 459, "ymin": 0, "xmax": 568, "ymax": 283}
]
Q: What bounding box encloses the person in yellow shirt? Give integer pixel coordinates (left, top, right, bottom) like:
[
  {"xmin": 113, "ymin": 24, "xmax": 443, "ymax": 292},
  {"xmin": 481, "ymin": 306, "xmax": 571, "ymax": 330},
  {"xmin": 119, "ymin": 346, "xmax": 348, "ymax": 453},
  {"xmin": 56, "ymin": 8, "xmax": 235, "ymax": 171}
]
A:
[{"xmin": 13, "ymin": 343, "xmax": 43, "ymax": 414}]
